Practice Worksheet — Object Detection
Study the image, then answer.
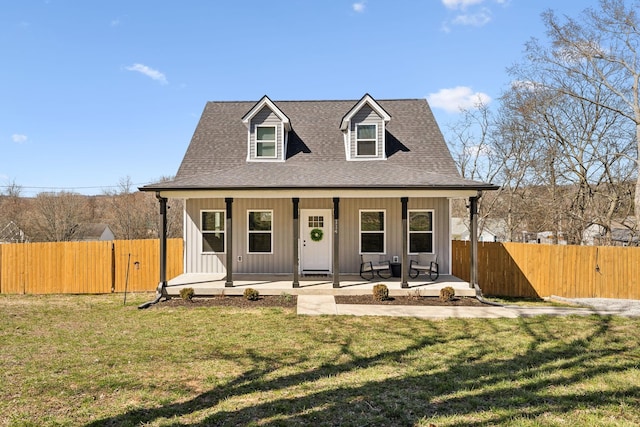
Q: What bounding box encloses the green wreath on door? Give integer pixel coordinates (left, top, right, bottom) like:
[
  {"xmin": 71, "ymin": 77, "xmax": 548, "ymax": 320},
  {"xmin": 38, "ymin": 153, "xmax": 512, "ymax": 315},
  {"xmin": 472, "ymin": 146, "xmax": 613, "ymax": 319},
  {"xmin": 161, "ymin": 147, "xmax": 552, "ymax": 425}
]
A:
[{"xmin": 310, "ymin": 228, "xmax": 324, "ymax": 242}]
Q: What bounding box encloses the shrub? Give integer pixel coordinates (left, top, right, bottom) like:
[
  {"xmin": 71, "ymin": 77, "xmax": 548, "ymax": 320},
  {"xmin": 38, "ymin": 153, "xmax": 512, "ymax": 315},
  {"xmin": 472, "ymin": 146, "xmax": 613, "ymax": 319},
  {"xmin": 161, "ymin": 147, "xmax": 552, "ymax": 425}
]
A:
[
  {"xmin": 408, "ymin": 289, "xmax": 422, "ymax": 300},
  {"xmin": 244, "ymin": 288, "xmax": 260, "ymax": 301},
  {"xmin": 373, "ymin": 284, "xmax": 389, "ymax": 301},
  {"xmin": 179, "ymin": 287, "xmax": 195, "ymax": 301},
  {"xmin": 280, "ymin": 292, "xmax": 293, "ymax": 303},
  {"xmin": 439, "ymin": 286, "xmax": 456, "ymax": 302}
]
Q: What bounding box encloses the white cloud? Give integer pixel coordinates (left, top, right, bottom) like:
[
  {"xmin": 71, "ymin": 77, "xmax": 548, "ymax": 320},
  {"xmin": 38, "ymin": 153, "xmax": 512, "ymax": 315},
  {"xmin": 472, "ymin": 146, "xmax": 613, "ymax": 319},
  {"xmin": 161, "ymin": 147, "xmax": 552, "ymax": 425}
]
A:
[
  {"xmin": 125, "ymin": 63, "xmax": 168, "ymax": 85},
  {"xmin": 442, "ymin": 0, "xmax": 484, "ymax": 10},
  {"xmin": 11, "ymin": 134, "xmax": 27, "ymax": 143},
  {"xmin": 427, "ymin": 86, "xmax": 491, "ymax": 113},
  {"xmin": 353, "ymin": 2, "xmax": 366, "ymax": 13},
  {"xmin": 452, "ymin": 8, "xmax": 491, "ymax": 26}
]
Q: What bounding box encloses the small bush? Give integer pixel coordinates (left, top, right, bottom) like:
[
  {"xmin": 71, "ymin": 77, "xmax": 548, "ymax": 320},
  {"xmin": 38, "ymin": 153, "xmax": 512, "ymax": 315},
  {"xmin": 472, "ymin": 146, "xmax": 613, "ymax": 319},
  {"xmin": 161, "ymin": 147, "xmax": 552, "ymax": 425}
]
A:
[
  {"xmin": 373, "ymin": 284, "xmax": 389, "ymax": 301},
  {"xmin": 408, "ymin": 289, "xmax": 422, "ymax": 300},
  {"xmin": 280, "ymin": 292, "xmax": 293, "ymax": 303},
  {"xmin": 439, "ymin": 286, "xmax": 456, "ymax": 302},
  {"xmin": 179, "ymin": 287, "xmax": 195, "ymax": 301},
  {"xmin": 244, "ymin": 288, "xmax": 260, "ymax": 301}
]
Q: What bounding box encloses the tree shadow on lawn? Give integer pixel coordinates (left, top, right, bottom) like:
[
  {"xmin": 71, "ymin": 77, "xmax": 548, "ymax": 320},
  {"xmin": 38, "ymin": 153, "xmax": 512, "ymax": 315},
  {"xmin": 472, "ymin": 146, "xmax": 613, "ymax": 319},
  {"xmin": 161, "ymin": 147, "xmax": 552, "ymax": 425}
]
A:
[{"xmin": 86, "ymin": 316, "xmax": 639, "ymax": 426}]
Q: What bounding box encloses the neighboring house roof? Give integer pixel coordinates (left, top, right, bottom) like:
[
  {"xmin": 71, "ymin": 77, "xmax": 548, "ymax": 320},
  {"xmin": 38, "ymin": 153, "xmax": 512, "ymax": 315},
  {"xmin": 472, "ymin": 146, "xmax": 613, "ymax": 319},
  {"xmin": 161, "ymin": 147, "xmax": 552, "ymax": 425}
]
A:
[
  {"xmin": 73, "ymin": 223, "xmax": 115, "ymax": 241},
  {"xmin": 585, "ymin": 219, "xmax": 638, "ymax": 246},
  {"xmin": 142, "ymin": 96, "xmax": 497, "ymax": 192}
]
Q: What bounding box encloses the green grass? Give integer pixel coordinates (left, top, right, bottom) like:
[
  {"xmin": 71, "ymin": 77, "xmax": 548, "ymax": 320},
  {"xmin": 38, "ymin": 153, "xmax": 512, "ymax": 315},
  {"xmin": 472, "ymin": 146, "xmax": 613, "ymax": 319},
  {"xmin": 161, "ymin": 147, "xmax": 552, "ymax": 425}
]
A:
[{"xmin": 1, "ymin": 294, "xmax": 640, "ymax": 426}]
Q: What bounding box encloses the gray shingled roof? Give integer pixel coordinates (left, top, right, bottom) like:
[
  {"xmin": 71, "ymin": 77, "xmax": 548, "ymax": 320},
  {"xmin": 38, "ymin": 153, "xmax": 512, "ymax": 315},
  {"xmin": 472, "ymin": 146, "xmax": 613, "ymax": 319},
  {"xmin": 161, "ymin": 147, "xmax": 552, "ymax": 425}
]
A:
[{"xmin": 142, "ymin": 98, "xmax": 497, "ymax": 191}]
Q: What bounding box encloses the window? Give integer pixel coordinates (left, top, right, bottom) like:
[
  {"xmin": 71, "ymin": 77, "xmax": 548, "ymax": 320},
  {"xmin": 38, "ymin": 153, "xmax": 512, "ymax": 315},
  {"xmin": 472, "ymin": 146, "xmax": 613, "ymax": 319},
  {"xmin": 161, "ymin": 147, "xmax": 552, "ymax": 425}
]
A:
[
  {"xmin": 360, "ymin": 210, "xmax": 385, "ymax": 253},
  {"xmin": 256, "ymin": 126, "xmax": 276, "ymax": 158},
  {"xmin": 201, "ymin": 210, "xmax": 225, "ymax": 253},
  {"xmin": 248, "ymin": 210, "xmax": 273, "ymax": 253},
  {"xmin": 409, "ymin": 210, "xmax": 433, "ymax": 253},
  {"xmin": 356, "ymin": 124, "xmax": 377, "ymax": 156}
]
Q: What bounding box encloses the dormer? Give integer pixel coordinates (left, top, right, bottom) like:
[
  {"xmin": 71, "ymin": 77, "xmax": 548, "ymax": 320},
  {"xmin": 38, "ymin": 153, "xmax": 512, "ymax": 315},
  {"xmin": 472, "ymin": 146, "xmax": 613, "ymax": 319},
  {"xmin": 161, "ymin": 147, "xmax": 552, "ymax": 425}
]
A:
[
  {"xmin": 340, "ymin": 94, "xmax": 391, "ymax": 161},
  {"xmin": 242, "ymin": 95, "xmax": 291, "ymax": 162}
]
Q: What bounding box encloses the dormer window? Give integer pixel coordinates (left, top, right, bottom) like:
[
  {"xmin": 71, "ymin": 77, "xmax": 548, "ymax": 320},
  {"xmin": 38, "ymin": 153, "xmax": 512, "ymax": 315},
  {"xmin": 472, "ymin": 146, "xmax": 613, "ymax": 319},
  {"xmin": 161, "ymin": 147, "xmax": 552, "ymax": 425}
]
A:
[
  {"xmin": 356, "ymin": 124, "xmax": 377, "ymax": 156},
  {"xmin": 242, "ymin": 95, "xmax": 291, "ymax": 163},
  {"xmin": 340, "ymin": 94, "xmax": 391, "ymax": 161},
  {"xmin": 256, "ymin": 125, "xmax": 277, "ymax": 158}
]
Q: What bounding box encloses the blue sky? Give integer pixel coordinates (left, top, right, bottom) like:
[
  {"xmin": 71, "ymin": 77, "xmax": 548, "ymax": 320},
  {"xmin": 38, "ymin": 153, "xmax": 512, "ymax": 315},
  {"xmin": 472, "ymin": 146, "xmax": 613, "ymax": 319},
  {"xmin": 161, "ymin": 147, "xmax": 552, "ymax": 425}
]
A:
[{"xmin": 1, "ymin": 0, "xmax": 596, "ymax": 196}]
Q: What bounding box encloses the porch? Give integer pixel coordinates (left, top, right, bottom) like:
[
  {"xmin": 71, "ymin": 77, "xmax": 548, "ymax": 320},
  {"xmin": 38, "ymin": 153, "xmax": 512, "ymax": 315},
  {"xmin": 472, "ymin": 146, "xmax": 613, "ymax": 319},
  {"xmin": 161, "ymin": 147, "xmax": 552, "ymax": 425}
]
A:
[{"xmin": 164, "ymin": 273, "xmax": 477, "ymax": 297}]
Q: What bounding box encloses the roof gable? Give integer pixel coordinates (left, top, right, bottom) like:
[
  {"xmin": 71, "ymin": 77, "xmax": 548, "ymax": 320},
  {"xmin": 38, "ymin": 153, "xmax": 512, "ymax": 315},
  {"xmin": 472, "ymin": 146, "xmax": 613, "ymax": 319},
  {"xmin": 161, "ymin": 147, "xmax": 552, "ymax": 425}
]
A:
[
  {"xmin": 339, "ymin": 93, "xmax": 391, "ymax": 131},
  {"xmin": 241, "ymin": 95, "xmax": 291, "ymax": 131}
]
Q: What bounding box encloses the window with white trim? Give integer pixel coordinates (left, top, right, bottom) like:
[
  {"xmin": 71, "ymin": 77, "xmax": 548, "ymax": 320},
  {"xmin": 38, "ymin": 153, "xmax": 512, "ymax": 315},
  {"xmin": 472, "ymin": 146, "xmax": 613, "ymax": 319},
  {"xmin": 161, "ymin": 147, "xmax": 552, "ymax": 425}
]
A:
[
  {"xmin": 408, "ymin": 210, "xmax": 433, "ymax": 254},
  {"xmin": 248, "ymin": 210, "xmax": 273, "ymax": 253},
  {"xmin": 360, "ymin": 210, "xmax": 385, "ymax": 253},
  {"xmin": 201, "ymin": 210, "xmax": 225, "ymax": 253},
  {"xmin": 256, "ymin": 125, "xmax": 276, "ymax": 158},
  {"xmin": 356, "ymin": 124, "xmax": 377, "ymax": 156}
]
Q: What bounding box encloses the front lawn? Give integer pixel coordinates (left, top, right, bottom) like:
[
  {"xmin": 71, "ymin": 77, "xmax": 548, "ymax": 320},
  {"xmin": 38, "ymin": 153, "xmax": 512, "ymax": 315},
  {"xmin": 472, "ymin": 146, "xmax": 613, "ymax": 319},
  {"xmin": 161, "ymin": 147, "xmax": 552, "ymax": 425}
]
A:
[{"xmin": 1, "ymin": 294, "xmax": 639, "ymax": 426}]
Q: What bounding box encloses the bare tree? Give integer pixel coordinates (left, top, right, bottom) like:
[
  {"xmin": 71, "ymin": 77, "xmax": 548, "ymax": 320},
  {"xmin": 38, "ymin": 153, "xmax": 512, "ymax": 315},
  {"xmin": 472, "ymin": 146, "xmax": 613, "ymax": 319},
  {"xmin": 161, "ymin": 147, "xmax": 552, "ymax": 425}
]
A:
[
  {"xmin": 27, "ymin": 191, "xmax": 92, "ymax": 242},
  {"xmin": 510, "ymin": 0, "xmax": 640, "ymax": 231},
  {"xmin": 0, "ymin": 180, "xmax": 28, "ymax": 242},
  {"xmin": 101, "ymin": 176, "xmax": 183, "ymax": 239}
]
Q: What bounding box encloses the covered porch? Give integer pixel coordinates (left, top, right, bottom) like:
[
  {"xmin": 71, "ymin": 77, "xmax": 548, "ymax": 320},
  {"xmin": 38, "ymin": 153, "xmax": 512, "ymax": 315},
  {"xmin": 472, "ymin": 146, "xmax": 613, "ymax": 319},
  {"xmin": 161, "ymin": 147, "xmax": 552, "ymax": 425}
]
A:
[{"xmin": 164, "ymin": 273, "xmax": 478, "ymax": 297}]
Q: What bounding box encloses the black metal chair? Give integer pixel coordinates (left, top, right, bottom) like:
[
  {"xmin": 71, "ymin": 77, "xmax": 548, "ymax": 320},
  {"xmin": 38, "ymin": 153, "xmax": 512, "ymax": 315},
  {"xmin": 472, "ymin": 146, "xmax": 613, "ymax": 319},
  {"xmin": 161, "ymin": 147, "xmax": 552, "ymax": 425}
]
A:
[
  {"xmin": 409, "ymin": 253, "xmax": 439, "ymax": 281},
  {"xmin": 359, "ymin": 255, "xmax": 392, "ymax": 280}
]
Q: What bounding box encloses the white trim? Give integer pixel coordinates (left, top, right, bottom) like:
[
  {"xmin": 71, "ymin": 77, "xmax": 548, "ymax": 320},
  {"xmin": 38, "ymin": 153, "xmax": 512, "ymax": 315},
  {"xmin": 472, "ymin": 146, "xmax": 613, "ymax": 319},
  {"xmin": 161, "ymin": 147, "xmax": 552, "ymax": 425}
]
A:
[
  {"xmin": 242, "ymin": 95, "xmax": 291, "ymax": 131},
  {"xmin": 157, "ymin": 189, "xmax": 482, "ymax": 199},
  {"xmin": 408, "ymin": 209, "xmax": 434, "ymax": 255},
  {"xmin": 247, "ymin": 209, "xmax": 274, "ymax": 254},
  {"xmin": 340, "ymin": 94, "xmax": 391, "ymax": 131},
  {"xmin": 200, "ymin": 209, "xmax": 226, "ymax": 254},
  {"xmin": 255, "ymin": 125, "xmax": 278, "ymax": 159},
  {"xmin": 359, "ymin": 209, "xmax": 386, "ymax": 254},
  {"xmin": 355, "ymin": 123, "xmax": 378, "ymax": 157}
]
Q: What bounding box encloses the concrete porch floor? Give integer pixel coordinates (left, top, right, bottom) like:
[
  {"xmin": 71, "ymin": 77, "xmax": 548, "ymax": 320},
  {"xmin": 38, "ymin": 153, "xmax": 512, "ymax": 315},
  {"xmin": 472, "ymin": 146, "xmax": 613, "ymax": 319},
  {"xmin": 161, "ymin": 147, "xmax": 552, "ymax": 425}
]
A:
[{"xmin": 165, "ymin": 273, "xmax": 477, "ymax": 297}]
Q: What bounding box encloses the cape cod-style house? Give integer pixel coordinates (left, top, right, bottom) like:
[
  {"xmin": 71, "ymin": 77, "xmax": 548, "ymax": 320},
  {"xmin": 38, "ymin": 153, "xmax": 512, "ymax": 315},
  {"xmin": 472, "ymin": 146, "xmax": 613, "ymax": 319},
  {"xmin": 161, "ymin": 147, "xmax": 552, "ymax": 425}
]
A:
[{"xmin": 140, "ymin": 94, "xmax": 497, "ymax": 305}]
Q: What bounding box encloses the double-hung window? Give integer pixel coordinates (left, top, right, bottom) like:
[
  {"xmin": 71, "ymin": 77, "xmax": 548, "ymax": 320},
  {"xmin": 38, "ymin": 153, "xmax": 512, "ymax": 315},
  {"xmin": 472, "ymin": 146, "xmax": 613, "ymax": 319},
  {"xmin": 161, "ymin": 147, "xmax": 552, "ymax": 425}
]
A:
[
  {"xmin": 201, "ymin": 210, "xmax": 225, "ymax": 253},
  {"xmin": 248, "ymin": 210, "xmax": 273, "ymax": 253},
  {"xmin": 356, "ymin": 124, "xmax": 377, "ymax": 156},
  {"xmin": 408, "ymin": 210, "xmax": 433, "ymax": 253},
  {"xmin": 360, "ymin": 210, "xmax": 385, "ymax": 253},
  {"xmin": 256, "ymin": 126, "xmax": 276, "ymax": 158}
]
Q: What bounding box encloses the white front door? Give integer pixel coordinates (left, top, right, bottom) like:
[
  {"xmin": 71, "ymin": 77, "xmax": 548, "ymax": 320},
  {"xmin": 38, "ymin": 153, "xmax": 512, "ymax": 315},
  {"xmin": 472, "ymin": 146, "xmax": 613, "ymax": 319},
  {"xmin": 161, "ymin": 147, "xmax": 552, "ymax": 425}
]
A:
[{"xmin": 301, "ymin": 209, "xmax": 332, "ymax": 273}]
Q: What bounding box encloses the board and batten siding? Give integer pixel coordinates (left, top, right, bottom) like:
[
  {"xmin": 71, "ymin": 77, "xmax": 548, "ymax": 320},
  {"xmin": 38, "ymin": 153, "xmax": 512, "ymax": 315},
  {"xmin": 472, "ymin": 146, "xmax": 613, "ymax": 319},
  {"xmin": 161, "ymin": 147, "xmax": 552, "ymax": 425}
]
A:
[
  {"xmin": 248, "ymin": 107, "xmax": 283, "ymax": 161},
  {"xmin": 184, "ymin": 197, "xmax": 451, "ymax": 275},
  {"xmin": 349, "ymin": 105, "xmax": 385, "ymax": 160},
  {"xmin": 335, "ymin": 197, "xmax": 451, "ymax": 274}
]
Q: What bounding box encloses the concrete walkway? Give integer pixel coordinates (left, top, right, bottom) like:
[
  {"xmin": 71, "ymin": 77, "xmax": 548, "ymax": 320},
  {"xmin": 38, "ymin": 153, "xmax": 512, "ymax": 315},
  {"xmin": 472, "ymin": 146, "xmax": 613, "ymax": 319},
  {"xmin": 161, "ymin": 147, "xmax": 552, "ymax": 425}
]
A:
[{"xmin": 296, "ymin": 295, "xmax": 638, "ymax": 319}]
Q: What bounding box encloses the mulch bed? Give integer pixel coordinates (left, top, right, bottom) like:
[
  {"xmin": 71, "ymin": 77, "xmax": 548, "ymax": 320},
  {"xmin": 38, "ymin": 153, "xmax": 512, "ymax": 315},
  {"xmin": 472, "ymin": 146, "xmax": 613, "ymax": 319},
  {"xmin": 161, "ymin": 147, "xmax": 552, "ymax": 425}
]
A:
[
  {"xmin": 335, "ymin": 295, "xmax": 488, "ymax": 306},
  {"xmin": 153, "ymin": 295, "xmax": 488, "ymax": 308},
  {"xmin": 155, "ymin": 295, "xmax": 298, "ymax": 308}
]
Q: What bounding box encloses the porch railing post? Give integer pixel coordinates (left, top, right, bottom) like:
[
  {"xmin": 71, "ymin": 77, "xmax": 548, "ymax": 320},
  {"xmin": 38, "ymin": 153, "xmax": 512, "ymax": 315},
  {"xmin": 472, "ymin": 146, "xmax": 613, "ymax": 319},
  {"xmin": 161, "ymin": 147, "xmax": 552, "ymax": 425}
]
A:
[
  {"xmin": 225, "ymin": 197, "xmax": 234, "ymax": 287},
  {"xmin": 333, "ymin": 197, "xmax": 340, "ymax": 288},
  {"xmin": 292, "ymin": 197, "xmax": 300, "ymax": 288},
  {"xmin": 401, "ymin": 197, "xmax": 409, "ymax": 288}
]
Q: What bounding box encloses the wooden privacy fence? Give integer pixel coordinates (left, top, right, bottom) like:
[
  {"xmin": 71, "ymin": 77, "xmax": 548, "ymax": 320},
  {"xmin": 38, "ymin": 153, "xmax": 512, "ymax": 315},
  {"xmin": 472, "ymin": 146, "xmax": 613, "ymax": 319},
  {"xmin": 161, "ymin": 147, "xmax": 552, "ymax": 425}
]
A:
[
  {"xmin": 452, "ymin": 240, "xmax": 640, "ymax": 299},
  {"xmin": 0, "ymin": 239, "xmax": 183, "ymax": 294}
]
